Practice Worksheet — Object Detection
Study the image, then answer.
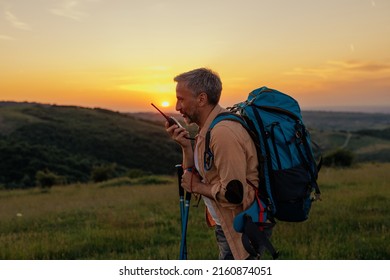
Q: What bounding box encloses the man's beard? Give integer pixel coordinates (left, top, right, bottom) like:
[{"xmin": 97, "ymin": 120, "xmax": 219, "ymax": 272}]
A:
[{"xmin": 183, "ymin": 108, "xmax": 199, "ymax": 125}]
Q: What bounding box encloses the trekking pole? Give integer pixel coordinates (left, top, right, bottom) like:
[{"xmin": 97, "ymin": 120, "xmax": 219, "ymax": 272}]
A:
[
  {"xmin": 181, "ymin": 184, "xmax": 191, "ymax": 260},
  {"xmin": 176, "ymin": 164, "xmax": 185, "ymax": 231},
  {"xmin": 175, "ymin": 164, "xmax": 189, "ymax": 260}
]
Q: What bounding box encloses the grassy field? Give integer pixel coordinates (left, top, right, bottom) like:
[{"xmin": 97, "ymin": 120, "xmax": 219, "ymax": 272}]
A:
[{"xmin": 0, "ymin": 163, "xmax": 389, "ymax": 260}]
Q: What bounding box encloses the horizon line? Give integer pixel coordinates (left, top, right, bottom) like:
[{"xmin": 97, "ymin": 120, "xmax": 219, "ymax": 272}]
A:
[{"xmin": 1, "ymin": 100, "xmax": 389, "ymax": 115}]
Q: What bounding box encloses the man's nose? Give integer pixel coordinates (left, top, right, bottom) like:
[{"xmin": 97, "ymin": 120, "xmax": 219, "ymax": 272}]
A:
[{"xmin": 175, "ymin": 101, "xmax": 181, "ymax": 112}]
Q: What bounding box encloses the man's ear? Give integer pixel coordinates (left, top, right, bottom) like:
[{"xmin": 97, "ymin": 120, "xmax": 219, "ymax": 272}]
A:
[{"xmin": 197, "ymin": 92, "xmax": 208, "ymax": 106}]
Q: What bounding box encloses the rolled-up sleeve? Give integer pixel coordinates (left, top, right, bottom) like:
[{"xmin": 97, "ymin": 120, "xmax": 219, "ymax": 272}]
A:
[{"xmin": 209, "ymin": 122, "xmax": 249, "ymax": 207}]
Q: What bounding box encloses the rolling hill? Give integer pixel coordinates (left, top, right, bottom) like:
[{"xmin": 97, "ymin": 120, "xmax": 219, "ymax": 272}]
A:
[
  {"xmin": 1, "ymin": 101, "xmax": 389, "ymax": 188},
  {"xmin": 0, "ymin": 102, "xmax": 182, "ymax": 188}
]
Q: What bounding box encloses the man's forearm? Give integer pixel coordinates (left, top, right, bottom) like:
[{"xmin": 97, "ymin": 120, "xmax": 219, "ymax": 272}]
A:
[{"xmin": 181, "ymin": 145, "xmax": 194, "ymax": 169}]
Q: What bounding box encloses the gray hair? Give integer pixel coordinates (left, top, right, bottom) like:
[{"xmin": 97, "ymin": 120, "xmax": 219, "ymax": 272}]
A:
[{"xmin": 174, "ymin": 68, "xmax": 222, "ymax": 105}]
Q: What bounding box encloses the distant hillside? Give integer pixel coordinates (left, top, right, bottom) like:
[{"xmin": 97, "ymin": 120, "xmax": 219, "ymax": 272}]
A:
[
  {"xmin": 302, "ymin": 111, "xmax": 390, "ymax": 131},
  {"xmin": 1, "ymin": 102, "xmax": 389, "ymax": 188},
  {"xmin": 301, "ymin": 111, "xmax": 390, "ymax": 163},
  {"xmin": 132, "ymin": 110, "xmax": 390, "ymax": 132},
  {"xmin": 0, "ymin": 102, "xmax": 182, "ymax": 188},
  {"xmin": 132, "ymin": 110, "xmax": 390, "ymax": 165}
]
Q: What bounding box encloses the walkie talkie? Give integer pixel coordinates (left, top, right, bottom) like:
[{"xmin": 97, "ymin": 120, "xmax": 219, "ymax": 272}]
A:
[{"xmin": 151, "ymin": 103, "xmax": 183, "ymax": 128}]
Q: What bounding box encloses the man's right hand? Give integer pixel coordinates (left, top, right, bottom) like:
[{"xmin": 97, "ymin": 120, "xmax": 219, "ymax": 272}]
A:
[{"xmin": 165, "ymin": 122, "xmax": 191, "ymax": 147}]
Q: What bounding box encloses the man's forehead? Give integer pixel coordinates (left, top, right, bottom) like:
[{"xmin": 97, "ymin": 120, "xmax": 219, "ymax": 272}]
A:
[{"xmin": 176, "ymin": 81, "xmax": 191, "ymax": 93}]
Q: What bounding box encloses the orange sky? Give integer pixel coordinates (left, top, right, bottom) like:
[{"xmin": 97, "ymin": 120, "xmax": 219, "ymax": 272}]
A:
[{"xmin": 1, "ymin": 0, "xmax": 389, "ymax": 112}]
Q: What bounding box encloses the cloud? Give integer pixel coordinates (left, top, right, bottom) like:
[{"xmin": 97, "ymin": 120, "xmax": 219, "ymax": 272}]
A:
[
  {"xmin": 49, "ymin": 0, "xmax": 88, "ymax": 21},
  {"xmin": 48, "ymin": 0, "xmax": 100, "ymax": 21},
  {"xmin": 110, "ymin": 69, "xmax": 174, "ymax": 94},
  {"xmin": 0, "ymin": 34, "xmax": 15, "ymax": 40},
  {"xmin": 328, "ymin": 60, "xmax": 390, "ymax": 72},
  {"xmin": 4, "ymin": 10, "xmax": 31, "ymax": 30},
  {"xmin": 117, "ymin": 83, "xmax": 174, "ymax": 94},
  {"xmin": 284, "ymin": 66, "xmax": 333, "ymax": 79},
  {"xmin": 285, "ymin": 60, "xmax": 390, "ymax": 79}
]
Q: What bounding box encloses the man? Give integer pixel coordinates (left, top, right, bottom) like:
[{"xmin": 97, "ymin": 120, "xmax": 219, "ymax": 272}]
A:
[{"xmin": 166, "ymin": 67, "xmax": 261, "ymax": 260}]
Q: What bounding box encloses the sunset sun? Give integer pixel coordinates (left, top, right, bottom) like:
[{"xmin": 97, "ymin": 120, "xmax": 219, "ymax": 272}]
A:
[{"xmin": 161, "ymin": 101, "xmax": 170, "ymax": 107}]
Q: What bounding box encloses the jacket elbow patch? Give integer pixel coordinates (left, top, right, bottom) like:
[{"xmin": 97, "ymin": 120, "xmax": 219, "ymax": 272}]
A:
[{"xmin": 225, "ymin": 180, "xmax": 244, "ymax": 204}]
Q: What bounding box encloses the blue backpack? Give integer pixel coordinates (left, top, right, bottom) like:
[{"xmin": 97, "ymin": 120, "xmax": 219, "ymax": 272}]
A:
[
  {"xmin": 205, "ymin": 87, "xmax": 321, "ymax": 258},
  {"xmin": 205, "ymin": 86, "xmax": 321, "ymax": 223}
]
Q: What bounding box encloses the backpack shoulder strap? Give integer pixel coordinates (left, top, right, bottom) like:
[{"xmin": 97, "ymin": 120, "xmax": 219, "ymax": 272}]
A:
[
  {"xmin": 204, "ymin": 112, "xmax": 249, "ymax": 171},
  {"xmin": 208, "ymin": 112, "xmax": 248, "ymax": 131}
]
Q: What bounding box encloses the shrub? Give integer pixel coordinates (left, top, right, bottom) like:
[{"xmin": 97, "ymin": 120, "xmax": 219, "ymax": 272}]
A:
[
  {"xmin": 323, "ymin": 149, "xmax": 355, "ymax": 167},
  {"xmin": 126, "ymin": 168, "xmax": 151, "ymax": 179},
  {"xmin": 35, "ymin": 169, "xmax": 63, "ymax": 190},
  {"xmin": 91, "ymin": 163, "xmax": 117, "ymax": 182}
]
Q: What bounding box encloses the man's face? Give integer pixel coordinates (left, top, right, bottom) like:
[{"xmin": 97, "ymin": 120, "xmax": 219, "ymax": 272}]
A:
[{"xmin": 175, "ymin": 81, "xmax": 199, "ymax": 125}]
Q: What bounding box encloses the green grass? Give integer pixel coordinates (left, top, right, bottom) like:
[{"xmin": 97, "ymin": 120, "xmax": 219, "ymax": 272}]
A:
[
  {"xmin": 0, "ymin": 163, "xmax": 389, "ymax": 260},
  {"xmin": 0, "ymin": 179, "xmax": 217, "ymax": 260}
]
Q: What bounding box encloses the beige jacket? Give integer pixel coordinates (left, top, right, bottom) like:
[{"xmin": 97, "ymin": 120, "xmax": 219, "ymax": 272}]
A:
[{"xmin": 195, "ymin": 104, "xmax": 259, "ymax": 260}]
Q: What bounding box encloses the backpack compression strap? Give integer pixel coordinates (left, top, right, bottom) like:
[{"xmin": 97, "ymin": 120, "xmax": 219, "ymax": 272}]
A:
[
  {"xmin": 251, "ymin": 105, "xmax": 322, "ymax": 200},
  {"xmin": 241, "ymin": 214, "xmax": 279, "ymax": 259}
]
